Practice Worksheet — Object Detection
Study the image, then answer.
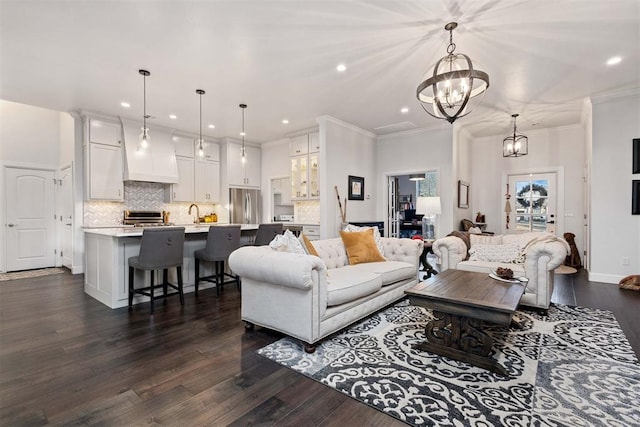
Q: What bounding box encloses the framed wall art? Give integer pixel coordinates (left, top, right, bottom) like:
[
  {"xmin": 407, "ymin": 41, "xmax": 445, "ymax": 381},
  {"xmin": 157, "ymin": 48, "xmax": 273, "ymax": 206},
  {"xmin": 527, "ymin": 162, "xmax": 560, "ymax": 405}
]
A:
[
  {"xmin": 633, "ymin": 180, "xmax": 640, "ymax": 215},
  {"xmin": 348, "ymin": 175, "xmax": 364, "ymax": 200},
  {"xmin": 458, "ymin": 180, "xmax": 469, "ymax": 208},
  {"xmin": 633, "ymin": 138, "xmax": 639, "ymax": 174}
]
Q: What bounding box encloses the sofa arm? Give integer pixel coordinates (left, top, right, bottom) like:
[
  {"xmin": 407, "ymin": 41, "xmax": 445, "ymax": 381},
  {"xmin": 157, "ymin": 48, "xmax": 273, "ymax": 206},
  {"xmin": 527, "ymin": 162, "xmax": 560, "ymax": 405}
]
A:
[
  {"xmin": 525, "ymin": 239, "xmax": 568, "ymax": 271},
  {"xmin": 380, "ymin": 237, "xmax": 423, "ymax": 266},
  {"xmin": 432, "ymin": 236, "xmax": 467, "ymax": 271},
  {"xmin": 228, "ymin": 246, "xmax": 327, "ymax": 290}
]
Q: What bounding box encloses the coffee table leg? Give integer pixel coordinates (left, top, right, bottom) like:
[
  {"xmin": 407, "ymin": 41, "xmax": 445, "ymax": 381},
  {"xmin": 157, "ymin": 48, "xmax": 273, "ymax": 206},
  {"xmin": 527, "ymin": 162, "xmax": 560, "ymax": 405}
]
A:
[{"xmin": 414, "ymin": 311, "xmax": 509, "ymax": 377}]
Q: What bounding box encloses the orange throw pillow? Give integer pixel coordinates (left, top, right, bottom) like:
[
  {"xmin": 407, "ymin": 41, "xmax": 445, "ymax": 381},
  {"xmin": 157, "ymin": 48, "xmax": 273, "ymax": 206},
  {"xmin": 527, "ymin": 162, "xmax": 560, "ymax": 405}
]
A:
[
  {"xmin": 300, "ymin": 233, "xmax": 320, "ymax": 257},
  {"xmin": 339, "ymin": 229, "xmax": 385, "ymax": 265}
]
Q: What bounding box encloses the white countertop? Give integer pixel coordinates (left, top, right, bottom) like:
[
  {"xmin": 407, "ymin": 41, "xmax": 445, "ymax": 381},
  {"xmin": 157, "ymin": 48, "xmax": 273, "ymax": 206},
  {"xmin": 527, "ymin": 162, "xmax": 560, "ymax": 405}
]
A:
[{"xmin": 83, "ymin": 223, "xmax": 259, "ymax": 237}]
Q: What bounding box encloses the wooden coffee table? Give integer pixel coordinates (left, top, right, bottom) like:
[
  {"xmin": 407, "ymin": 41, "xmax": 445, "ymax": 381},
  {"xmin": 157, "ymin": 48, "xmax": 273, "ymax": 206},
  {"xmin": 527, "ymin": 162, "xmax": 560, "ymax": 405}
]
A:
[{"xmin": 405, "ymin": 269, "xmax": 526, "ymax": 376}]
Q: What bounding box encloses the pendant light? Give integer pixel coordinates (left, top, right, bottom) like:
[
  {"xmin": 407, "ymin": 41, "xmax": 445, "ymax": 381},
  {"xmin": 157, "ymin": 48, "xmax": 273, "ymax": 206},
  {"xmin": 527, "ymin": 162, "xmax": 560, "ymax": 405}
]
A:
[
  {"xmin": 503, "ymin": 114, "xmax": 528, "ymax": 157},
  {"xmin": 239, "ymin": 103, "xmax": 247, "ymax": 164},
  {"xmin": 196, "ymin": 89, "xmax": 205, "ymax": 157},
  {"xmin": 138, "ymin": 69, "xmax": 151, "ymax": 150},
  {"xmin": 416, "ymin": 22, "xmax": 489, "ymax": 124}
]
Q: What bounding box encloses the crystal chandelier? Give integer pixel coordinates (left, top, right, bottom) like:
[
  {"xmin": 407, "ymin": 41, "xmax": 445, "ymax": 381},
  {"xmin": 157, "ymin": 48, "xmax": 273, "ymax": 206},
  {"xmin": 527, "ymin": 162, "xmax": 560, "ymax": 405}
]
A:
[
  {"xmin": 138, "ymin": 69, "xmax": 151, "ymax": 150},
  {"xmin": 503, "ymin": 114, "xmax": 528, "ymax": 157},
  {"xmin": 196, "ymin": 89, "xmax": 205, "ymax": 157},
  {"xmin": 416, "ymin": 22, "xmax": 489, "ymax": 124}
]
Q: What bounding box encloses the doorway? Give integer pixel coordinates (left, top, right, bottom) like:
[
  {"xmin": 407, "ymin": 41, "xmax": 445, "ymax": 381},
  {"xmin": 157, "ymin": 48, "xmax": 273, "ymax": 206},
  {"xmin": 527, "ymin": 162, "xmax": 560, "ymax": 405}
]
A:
[
  {"xmin": 60, "ymin": 165, "xmax": 73, "ymax": 269},
  {"xmin": 386, "ymin": 171, "xmax": 438, "ymax": 238},
  {"xmin": 4, "ymin": 167, "xmax": 56, "ymax": 271},
  {"xmin": 508, "ymin": 173, "xmax": 557, "ymax": 233}
]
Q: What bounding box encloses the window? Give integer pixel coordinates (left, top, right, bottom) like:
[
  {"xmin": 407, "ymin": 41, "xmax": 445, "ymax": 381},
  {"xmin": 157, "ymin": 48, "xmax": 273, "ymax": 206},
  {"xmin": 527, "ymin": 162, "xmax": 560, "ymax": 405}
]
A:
[
  {"xmin": 417, "ymin": 171, "xmax": 438, "ymax": 197},
  {"xmin": 511, "ymin": 174, "xmax": 555, "ymax": 232}
]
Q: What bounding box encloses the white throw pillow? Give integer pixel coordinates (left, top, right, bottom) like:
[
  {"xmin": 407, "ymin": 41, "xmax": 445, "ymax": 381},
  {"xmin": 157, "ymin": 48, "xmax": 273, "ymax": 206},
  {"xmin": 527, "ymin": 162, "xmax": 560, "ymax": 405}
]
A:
[
  {"xmin": 342, "ymin": 224, "xmax": 385, "ymax": 258},
  {"xmin": 470, "ymin": 234, "xmax": 503, "ymax": 247},
  {"xmin": 269, "ymin": 229, "xmax": 306, "ymax": 254},
  {"xmin": 468, "ymin": 243, "xmax": 522, "ymax": 263}
]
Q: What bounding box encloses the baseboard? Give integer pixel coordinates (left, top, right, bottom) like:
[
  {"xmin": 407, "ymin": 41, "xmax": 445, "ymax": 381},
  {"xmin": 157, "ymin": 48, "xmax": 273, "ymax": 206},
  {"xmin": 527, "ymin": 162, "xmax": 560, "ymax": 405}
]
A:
[
  {"xmin": 71, "ymin": 264, "xmax": 84, "ymax": 275},
  {"xmin": 587, "ymin": 271, "xmax": 623, "ymax": 285}
]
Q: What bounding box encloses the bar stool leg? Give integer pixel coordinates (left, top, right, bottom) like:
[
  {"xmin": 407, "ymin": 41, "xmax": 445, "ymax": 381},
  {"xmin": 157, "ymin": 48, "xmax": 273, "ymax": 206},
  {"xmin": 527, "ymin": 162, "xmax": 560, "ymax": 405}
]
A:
[
  {"xmin": 150, "ymin": 270, "xmax": 155, "ymax": 314},
  {"xmin": 195, "ymin": 258, "xmax": 200, "ymax": 296},
  {"xmin": 177, "ymin": 266, "xmax": 184, "ymax": 305},
  {"xmin": 215, "ymin": 261, "xmax": 221, "ymax": 297},
  {"xmin": 128, "ymin": 266, "xmax": 134, "ymax": 307},
  {"xmin": 163, "ymin": 269, "xmax": 168, "ymax": 299}
]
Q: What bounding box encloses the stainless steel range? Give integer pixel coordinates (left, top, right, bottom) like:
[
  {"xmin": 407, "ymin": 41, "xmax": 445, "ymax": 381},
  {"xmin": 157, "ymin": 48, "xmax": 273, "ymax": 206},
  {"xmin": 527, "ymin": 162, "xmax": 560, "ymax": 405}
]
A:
[{"xmin": 123, "ymin": 210, "xmax": 172, "ymax": 227}]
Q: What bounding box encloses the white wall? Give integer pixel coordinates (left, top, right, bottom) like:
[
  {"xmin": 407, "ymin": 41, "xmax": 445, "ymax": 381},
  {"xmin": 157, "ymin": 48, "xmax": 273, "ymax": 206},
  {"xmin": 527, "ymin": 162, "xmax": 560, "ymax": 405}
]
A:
[
  {"xmin": 454, "ymin": 127, "xmax": 473, "ymax": 228},
  {"xmin": 0, "ymin": 100, "xmax": 61, "ymax": 165},
  {"xmin": 319, "ymin": 116, "xmax": 377, "ymax": 238},
  {"xmin": 260, "ymin": 138, "xmax": 290, "ymax": 223},
  {"xmin": 590, "ymin": 91, "xmax": 640, "ymax": 283},
  {"xmin": 469, "ymin": 125, "xmax": 585, "ymax": 252},
  {"xmin": 376, "ymin": 125, "xmax": 454, "ymax": 239}
]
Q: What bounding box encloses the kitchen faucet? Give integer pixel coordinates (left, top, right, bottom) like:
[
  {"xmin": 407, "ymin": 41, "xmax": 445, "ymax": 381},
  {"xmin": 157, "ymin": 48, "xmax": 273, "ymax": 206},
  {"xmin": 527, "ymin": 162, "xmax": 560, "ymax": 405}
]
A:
[{"xmin": 188, "ymin": 203, "xmax": 200, "ymax": 224}]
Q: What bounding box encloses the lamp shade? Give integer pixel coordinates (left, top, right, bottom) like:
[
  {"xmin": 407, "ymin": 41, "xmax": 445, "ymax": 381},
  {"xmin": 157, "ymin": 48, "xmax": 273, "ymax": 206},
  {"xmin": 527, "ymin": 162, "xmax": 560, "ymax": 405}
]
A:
[{"xmin": 416, "ymin": 196, "xmax": 441, "ymax": 215}]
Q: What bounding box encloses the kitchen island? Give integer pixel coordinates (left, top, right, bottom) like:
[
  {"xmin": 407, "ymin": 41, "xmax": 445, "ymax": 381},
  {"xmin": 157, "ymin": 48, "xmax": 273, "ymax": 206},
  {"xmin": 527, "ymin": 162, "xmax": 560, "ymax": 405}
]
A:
[{"xmin": 84, "ymin": 224, "xmax": 258, "ymax": 309}]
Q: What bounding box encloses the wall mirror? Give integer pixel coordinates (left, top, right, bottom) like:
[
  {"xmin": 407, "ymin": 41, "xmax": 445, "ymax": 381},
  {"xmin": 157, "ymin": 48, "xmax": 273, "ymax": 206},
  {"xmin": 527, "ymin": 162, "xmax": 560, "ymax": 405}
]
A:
[{"xmin": 458, "ymin": 180, "xmax": 469, "ymax": 208}]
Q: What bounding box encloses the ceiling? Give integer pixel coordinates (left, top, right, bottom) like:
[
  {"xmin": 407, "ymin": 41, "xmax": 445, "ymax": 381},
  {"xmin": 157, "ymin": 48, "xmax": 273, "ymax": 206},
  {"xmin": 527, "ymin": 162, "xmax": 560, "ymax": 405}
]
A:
[{"xmin": 1, "ymin": 1, "xmax": 639, "ymax": 143}]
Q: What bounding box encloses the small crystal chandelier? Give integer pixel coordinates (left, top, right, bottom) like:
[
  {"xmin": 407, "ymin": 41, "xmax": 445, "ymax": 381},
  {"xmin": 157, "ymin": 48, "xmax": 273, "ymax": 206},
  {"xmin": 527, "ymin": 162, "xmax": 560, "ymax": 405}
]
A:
[
  {"xmin": 503, "ymin": 114, "xmax": 528, "ymax": 157},
  {"xmin": 196, "ymin": 89, "xmax": 205, "ymax": 157},
  {"xmin": 239, "ymin": 103, "xmax": 247, "ymax": 163},
  {"xmin": 138, "ymin": 69, "xmax": 151, "ymax": 150},
  {"xmin": 416, "ymin": 22, "xmax": 489, "ymax": 124}
]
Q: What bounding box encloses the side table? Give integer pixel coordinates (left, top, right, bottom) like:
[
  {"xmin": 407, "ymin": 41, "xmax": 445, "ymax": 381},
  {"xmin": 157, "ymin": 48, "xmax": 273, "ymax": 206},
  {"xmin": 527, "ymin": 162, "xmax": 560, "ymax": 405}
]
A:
[{"xmin": 420, "ymin": 239, "xmax": 438, "ymax": 280}]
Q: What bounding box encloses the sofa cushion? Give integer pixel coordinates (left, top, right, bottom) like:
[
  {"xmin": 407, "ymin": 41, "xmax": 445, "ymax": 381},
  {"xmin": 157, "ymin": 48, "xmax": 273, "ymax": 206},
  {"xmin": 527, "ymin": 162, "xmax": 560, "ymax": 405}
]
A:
[
  {"xmin": 468, "ymin": 243, "xmax": 522, "ymax": 263},
  {"xmin": 340, "ymin": 229, "xmax": 385, "ymax": 265},
  {"xmin": 355, "ymin": 260, "xmax": 416, "ymax": 286},
  {"xmin": 312, "ymin": 238, "xmax": 349, "ymax": 269},
  {"xmin": 343, "ymin": 223, "xmax": 385, "ymax": 258},
  {"xmin": 324, "ymin": 266, "xmax": 382, "ymax": 306},
  {"xmin": 298, "ymin": 233, "xmax": 319, "ymax": 257},
  {"xmin": 470, "ymin": 234, "xmax": 503, "ymax": 247},
  {"xmin": 269, "ymin": 229, "xmax": 306, "ymax": 254}
]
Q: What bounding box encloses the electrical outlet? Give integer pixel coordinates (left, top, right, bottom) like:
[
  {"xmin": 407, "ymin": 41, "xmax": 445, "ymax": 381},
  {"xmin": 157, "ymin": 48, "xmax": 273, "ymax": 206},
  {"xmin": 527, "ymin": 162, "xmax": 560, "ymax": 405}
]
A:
[{"xmin": 622, "ymin": 257, "xmax": 630, "ymax": 266}]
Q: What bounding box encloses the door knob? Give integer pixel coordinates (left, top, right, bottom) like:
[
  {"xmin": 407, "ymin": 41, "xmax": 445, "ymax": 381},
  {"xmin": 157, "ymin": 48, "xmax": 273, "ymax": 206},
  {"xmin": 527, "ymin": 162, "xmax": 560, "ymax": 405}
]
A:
[{"xmin": 7, "ymin": 224, "xmax": 15, "ymax": 227}]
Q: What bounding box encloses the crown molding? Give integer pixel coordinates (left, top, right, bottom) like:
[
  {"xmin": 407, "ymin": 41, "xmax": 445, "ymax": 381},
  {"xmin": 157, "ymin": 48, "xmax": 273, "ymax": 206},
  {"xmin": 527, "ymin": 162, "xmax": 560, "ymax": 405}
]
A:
[
  {"xmin": 590, "ymin": 87, "xmax": 640, "ymax": 105},
  {"xmin": 375, "ymin": 122, "xmax": 451, "ymax": 141},
  {"xmin": 316, "ymin": 115, "xmax": 376, "ymax": 138}
]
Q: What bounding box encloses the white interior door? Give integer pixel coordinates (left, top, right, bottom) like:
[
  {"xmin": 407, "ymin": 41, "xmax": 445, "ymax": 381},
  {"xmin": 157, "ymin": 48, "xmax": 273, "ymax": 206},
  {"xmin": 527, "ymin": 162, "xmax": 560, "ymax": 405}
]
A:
[
  {"xmin": 5, "ymin": 167, "xmax": 56, "ymax": 271},
  {"xmin": 508, "ymin": 173, "xmax": 557, "ymax": 234},
  {"xmin": 60, "ymin": 166, "xmax": 73, "ymax": 269}
]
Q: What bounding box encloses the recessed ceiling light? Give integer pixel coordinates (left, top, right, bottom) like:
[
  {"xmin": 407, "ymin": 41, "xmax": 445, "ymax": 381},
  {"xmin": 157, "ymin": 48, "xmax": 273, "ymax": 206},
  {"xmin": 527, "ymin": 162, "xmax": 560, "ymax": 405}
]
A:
[
  {"xmin": 169, "ymin": 114, "xmax": 177, "ymax": 119},
  {"xmin": 336, "ymin": 63, "xmax": 347, "ymax": 72},
  {"xmin": 120, "ymin": 102, "xmax": 130, "ymax": 108},
  {"xmin": 208, "ymin": 124, "xmax": 215, "ymax": 129},
  {"xmin": 282, "ymin": 119, "xmax": 289, "ymax": 124},
  {"xmin": 240, "ymin": 132, "xmax": 246, "ymax": 136},
  {"xmin": 400, "ymin": 107, "xmax": 409, "ymax": 114},
  {"xmin": 607, "ymin": 56, "xmax": 622, "ymax": 66}
]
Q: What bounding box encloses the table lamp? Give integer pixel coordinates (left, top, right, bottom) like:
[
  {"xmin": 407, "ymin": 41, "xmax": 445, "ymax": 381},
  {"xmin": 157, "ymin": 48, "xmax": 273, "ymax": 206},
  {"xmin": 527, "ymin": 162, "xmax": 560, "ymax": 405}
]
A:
[{"xmin": 417, "ymin": 196, "xmax": 441, "ymax": 239}]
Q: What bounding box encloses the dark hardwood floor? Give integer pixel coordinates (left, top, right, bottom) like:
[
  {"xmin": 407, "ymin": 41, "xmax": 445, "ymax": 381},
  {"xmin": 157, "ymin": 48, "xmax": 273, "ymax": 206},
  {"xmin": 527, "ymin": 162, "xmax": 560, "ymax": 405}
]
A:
[{"xmin": 1, "ymin": 269, "xmax": 638, "ymax": 426}]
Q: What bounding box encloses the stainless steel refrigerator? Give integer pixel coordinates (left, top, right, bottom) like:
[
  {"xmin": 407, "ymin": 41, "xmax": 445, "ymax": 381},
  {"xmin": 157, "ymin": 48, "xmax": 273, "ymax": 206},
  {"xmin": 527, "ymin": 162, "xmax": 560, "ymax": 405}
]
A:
[{"xmin": 229, "ymin": 188, "xmax": 261, "ymax": 224}]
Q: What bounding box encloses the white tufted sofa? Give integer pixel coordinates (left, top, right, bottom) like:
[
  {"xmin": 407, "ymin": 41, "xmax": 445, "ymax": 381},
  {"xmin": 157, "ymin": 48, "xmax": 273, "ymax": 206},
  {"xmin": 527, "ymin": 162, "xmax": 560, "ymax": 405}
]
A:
[
  {"xmin": 228, "ymin": 236, "xmax": 422, "ymax": 350},
  {"xmin": 433, "ymin": 232, "xmax": 569, "ymax": 310}
]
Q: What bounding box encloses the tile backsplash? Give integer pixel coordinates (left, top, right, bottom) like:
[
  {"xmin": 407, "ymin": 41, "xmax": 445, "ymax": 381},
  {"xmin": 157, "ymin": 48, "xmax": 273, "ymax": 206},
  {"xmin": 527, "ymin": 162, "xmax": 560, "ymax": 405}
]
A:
[
  {"xmin": 294, "ymin": 200, "xmax": 320, "ymax": 224},
  {"xmin": 84, "ymin": 181, "xmax": 218, "ymax": 226}
]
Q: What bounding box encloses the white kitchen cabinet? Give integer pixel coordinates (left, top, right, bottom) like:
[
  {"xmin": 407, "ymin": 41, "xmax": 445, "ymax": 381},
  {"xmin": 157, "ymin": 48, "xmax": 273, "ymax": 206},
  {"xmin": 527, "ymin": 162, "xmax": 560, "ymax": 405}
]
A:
[
  {"xmin": 195, "ymin": 158, "xmax": 220, "ymax": 202},
  {"xmin": 302, "ymin": 225, "xmax": 320, "ymax": 240},
  {"xmin": 228, "ymin": 144, "xmax": 261, "ymax": 187},
  {"xmin": 173, "ymin": 135, "xmax": 195, "ymax": 157},
  {"xmin": 309, "ymin": 132, "xmax": 320, "ymax": 153},
  {"xmin": 289, "ymin": 134, "xmax": 309, "ymax": 156},
  {"xmin": 199, "ymin": 140, "xmax": 220, "ymax": 161},
  {"xmin": 169, "ymin": 156, "xmax": 195, "ymax": 202},
  {"xmin": 290, "ymin": 131, "xmax": 319, "ymax": 201},
  {"xmin": 273, "ymin": 177, "xmax": 292, "ymax": 206},
  {"xmin": 89, "ymin": 119, "xmax": 122, "ymax": 147},
  {"xmin": 88, "ymin": 141, "xmax": 123, "ymax": 200}
]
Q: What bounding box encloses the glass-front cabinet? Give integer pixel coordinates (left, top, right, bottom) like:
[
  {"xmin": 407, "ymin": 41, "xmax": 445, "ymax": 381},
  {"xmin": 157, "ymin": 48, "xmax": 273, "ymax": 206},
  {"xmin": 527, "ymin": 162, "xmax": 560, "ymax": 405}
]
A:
[
  {"xmin": 291, "ymin": 155, "xmax": 308, "ymax": 199},
  {"xmin": 290, "ymin": 131, "xmax": 319, "ymax": 201}
]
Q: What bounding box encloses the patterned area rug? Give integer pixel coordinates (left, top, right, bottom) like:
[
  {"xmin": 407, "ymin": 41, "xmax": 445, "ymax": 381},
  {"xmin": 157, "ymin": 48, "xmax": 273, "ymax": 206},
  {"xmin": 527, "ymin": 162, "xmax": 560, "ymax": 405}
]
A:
[
  {"xmin": 258, "ymin": 300, "xmax": 640, "ymax": 426},
  {"xmin": 0, "ymin": 267, "xmax": 66, "ymax": 282}
]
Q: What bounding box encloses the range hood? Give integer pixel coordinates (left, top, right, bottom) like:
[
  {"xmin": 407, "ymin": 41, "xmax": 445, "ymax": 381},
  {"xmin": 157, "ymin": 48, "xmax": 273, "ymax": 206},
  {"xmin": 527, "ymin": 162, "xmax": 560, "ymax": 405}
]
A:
[{"xmin": 121, "ymin": 119, "xmax": 179, "ymax": 184}]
